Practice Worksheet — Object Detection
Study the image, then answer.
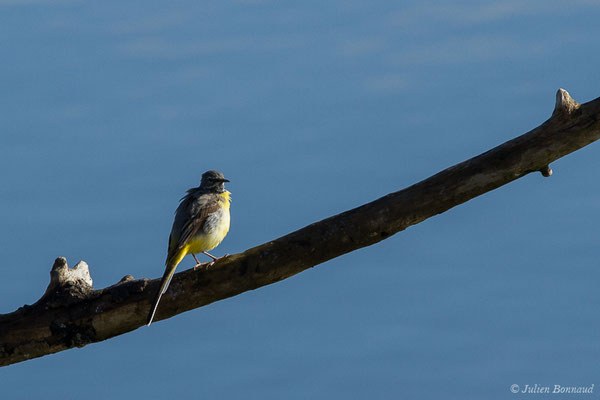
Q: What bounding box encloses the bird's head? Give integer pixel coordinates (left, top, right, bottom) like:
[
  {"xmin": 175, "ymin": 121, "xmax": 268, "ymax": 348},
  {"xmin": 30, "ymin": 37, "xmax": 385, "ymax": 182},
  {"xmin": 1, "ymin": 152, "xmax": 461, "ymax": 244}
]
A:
[{"xmin": 200, "ymin": 170, "xmax": 230, "ymax": 193}]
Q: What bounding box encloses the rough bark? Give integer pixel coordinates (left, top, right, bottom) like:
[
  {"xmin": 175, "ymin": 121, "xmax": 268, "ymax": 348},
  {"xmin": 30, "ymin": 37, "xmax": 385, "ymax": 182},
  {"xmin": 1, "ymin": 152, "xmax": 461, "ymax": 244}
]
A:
[{"xmin": 1, "ymin": 89, "xmax": 599, "ymax": 367}]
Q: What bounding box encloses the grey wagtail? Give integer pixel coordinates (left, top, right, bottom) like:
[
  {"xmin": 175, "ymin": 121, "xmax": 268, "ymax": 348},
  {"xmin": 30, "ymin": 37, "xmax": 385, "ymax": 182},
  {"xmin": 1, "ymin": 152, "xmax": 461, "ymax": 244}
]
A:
[{"xmin": 147, "ymin": 170, "xmax": 231, "ymax": 326}]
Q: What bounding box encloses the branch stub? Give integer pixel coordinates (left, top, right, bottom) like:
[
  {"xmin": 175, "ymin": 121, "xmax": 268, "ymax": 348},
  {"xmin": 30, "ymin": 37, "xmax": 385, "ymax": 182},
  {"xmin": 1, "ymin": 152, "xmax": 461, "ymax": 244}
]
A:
[
  {"xmin": 553, "ymin": 88, "xmax": 580, "ymax": 116},
  {"xmin": 41, "ymin": 258, "xmax": 94, "ymax": 302}
]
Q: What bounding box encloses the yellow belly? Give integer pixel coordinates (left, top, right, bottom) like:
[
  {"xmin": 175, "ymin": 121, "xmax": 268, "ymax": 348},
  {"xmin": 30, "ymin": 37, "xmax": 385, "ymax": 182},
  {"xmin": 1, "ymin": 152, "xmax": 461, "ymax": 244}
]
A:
[
  {"xmin": 187, "ymin": 213, "xmax": 230, "ymax": 253},
  {"xmin": 187, "ymin": 191, "xmax": 231, "ymax": 254}
]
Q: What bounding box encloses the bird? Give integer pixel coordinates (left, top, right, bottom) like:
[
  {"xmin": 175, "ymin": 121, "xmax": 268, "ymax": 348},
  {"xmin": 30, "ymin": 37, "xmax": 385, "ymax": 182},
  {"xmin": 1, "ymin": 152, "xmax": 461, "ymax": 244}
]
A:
[{"xmin": 147, "ymin": 170, "xmax": 231, "ymax": 326}]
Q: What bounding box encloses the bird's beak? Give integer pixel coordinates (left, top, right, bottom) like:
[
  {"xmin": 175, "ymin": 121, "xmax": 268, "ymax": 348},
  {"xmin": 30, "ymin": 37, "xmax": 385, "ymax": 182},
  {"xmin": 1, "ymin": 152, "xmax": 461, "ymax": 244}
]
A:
[{"xmin": 221, "ymin": 178, "xmax": 230, "ymax": 183}]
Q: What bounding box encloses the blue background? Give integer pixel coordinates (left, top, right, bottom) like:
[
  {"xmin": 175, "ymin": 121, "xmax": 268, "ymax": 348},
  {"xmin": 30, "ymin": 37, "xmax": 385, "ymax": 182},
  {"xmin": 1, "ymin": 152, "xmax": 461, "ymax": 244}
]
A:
[{"xmin": 1, "ymin": 1, "xmax": 599, "ymax": 399}]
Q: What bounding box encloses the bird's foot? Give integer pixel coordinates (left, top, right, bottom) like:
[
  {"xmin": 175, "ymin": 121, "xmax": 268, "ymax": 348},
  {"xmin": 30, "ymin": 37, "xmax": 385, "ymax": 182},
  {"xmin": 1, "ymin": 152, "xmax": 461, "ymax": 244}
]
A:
[
  {"xmin": 210, "ymin": 254, "xmax": 230, "ymax": 265},
  {"xmin": 193, "ymin": 261, "xmax": 212, "ymax": 271},
  {"xmin": 193, "ymin": 255, "xmax": 230, "ymax": 271}
]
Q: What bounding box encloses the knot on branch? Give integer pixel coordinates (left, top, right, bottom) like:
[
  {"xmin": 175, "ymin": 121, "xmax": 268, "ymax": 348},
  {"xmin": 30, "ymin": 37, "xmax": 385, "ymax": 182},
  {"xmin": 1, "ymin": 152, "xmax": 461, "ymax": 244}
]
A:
[
  {"xmin": 539, "ymin": 165, "xmax": 552, "ymax": 177},
  {"xmin": 102, "ymin": 274, "xmax": 149, "ymax": 303},
  {"xmin": 119, "ymin": 275, "xmax": 135, "ymax": 283},
  {"xmin": 40, "ymin": 257, "xmax": 94, "ymax": 306},
  {"xmin": 553, "ymin": 88, "xmax": 580, "ymax": 116}
]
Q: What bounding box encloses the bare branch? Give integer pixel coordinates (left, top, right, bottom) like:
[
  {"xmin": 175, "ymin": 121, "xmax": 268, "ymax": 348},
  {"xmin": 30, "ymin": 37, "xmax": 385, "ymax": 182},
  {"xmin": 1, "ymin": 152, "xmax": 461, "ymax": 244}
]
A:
[{"xmin": 1, "ymin": 89, "xmax": 599, "ymax": 367}]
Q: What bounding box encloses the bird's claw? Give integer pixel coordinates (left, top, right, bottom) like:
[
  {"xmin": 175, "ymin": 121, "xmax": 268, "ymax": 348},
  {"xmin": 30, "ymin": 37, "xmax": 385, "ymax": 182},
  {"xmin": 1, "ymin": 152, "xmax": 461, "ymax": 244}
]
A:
[
  {"xmin": 193, "ymin": 254, "xmax": 229, "ymax": 271},
  {"xmin": 194, "ymin": 261, "xmax": 211, "ymax": 271}
]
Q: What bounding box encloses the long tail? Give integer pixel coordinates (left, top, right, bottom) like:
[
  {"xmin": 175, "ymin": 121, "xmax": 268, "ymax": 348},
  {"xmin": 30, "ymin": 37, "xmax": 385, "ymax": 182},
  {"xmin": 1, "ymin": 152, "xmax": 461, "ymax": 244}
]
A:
[{"xmin": 147, "ymin": 248, "xmax": 187, "ymax": 326}]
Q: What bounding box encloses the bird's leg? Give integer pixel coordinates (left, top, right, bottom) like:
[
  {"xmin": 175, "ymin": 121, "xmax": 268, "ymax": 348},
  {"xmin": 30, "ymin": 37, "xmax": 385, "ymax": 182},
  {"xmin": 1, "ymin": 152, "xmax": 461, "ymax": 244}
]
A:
[
  {"xmin": 202, "ymin": 251, "xmax": 218, "ymax": 261},
  {"xmin": 194, "ymin": 252, "xmax": 219, "ymax": 270},
  {"xmin": 193, "ymin": 254, "xmax": 211, "ymax": 270},
  {"xmin": 200, "ymin": 251, "xmax": 231, "ymax": 270}
]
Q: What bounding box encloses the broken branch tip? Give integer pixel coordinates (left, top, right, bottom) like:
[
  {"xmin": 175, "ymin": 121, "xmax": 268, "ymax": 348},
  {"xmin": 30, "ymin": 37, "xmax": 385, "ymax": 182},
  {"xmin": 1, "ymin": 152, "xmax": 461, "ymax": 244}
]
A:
[
  {"xmin": 48, "ymin": 257, "xmax": 93, "ymax": 290},
  {"xmin": 51, "ymin": 257, "xmax": 68, "ymax": 272},
  {"xmin": 553, "ymin": 88, "xmax": 580, "ymax": 115}
]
